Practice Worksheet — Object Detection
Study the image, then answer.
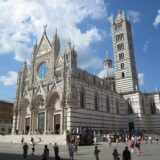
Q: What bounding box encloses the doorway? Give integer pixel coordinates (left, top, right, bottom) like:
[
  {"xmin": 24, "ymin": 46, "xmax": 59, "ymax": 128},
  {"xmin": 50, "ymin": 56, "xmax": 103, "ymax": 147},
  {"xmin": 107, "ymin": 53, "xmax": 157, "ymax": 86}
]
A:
[
  {"xmin": 38, "ymin": 112, "xmax": 45, "ymax": 134},
  {"xmin": 25, "ymin": 117, "xmax": 30, "ymax": 134},
  {"xmin": 54, "ymin": 114, "xmax": 61, "ymax": 134},
  {"xmin": 128, "ymin": 122, "xmax": 134, "ymax": 132}
]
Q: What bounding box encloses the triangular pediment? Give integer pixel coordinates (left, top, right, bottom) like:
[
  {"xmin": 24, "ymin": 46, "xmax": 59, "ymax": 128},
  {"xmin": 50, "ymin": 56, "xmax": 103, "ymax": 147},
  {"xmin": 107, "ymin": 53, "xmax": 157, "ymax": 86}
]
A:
[
  {"xmin": 24, "ymin": 89, "xmax": 31, "ymax": 100},
  {"xmin": 36, "ymin": 34, "xmax": 52, "ymax": 58},
  {"xmin": 35, "ymin": 83, "xmax": 45, "ymax": 96},
  {"xmin": 55, "ymin": 55, "xmax": 63, "ymax": 66}
]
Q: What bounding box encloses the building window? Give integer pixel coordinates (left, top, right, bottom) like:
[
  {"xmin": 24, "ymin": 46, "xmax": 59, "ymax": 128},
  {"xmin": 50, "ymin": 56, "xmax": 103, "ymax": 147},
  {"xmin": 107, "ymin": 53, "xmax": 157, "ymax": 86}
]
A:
[
  {"xmin": 117, "ymin": 43, "xmax": 124, "ymax": 51},
  {"xmin": 116, "ymin": 99, "xmax": 119, "ymax": 114},
  {"xmin": 119, "ymin": 53, "xmax": 124, "ymax": 60},
  {"xmin": 95, "ymin": 93, "xmax": 99, "ymax": 110},
  {"xmin": 128, "ymin": 99, "xmax": 133, "ymax": 114},
  {"xmin": 141, "ymin": 98, "xmax": 145, "ymax": 114},
  {"xmin": 80, "ymin": 88, "xmax": 85, "ymax": 108},
  {"xmin": 121, "ymin": 63, "xmax": 124, "ymax": 69},
  {"xmin": 116, "ymin": 33, "xmax": 124, "ymax": 42},
  {"xmin": 122, "ymin": 72, "xmax": 125, "ymax": 78},
  {"xmin": 150, "ymin": 99, "xmax": 156, "ymax": 114},
  {"xmin": 106, "ymin": 95, "xmax": 110, "ymax": 113},
  {"xmin": 115, "ymin": 23, "xmax": 122, "ymax": 31}
]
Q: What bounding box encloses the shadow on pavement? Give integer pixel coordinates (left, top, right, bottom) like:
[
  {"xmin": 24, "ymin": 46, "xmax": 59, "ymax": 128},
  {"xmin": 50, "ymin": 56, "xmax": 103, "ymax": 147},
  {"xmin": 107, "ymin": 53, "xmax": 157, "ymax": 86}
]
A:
[{"xmin": 0, "ymin": 153, "xmax": 77, "ymax": 160}]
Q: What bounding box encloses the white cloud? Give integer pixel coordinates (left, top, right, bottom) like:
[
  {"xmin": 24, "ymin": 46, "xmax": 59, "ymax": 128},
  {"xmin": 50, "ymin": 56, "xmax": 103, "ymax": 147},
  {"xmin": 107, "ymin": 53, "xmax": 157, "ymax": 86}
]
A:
[
  {"xmin": 138, "ymin": 73, "xmax": 144, "ymax": 86},
  {"xmin": 0, "ymin": 0, "xmax": 107, "ymax": 69},
  {"xmin": 143, "ymin": 37, "xmax": 151, "ymax": 53},
  {"xmin": 127, "ymin": 10, "xmax": 141, "ymax": 23},
  {"xmin": 0, "ymin": 71, "xmax": 18, "ymax": 86},
  {"xmin": 153, "ymin": 9, "xmax": 160, "ymax": 28}
]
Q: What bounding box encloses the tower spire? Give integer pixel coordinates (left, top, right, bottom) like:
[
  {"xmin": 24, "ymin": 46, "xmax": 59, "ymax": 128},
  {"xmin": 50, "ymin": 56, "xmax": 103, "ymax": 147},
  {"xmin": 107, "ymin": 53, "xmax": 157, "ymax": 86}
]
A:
[{"xmin": 43, "ymin": 24, "xmax": 47, "ymax": 34}]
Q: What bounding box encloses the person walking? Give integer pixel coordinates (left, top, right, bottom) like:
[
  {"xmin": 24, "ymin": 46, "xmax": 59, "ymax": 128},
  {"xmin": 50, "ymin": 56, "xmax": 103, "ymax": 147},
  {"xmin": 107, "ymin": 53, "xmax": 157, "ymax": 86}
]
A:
[
  {"xmin": 54, "ymin": 142, "xmax": 60, "ymax": 160},
  {"xmin": 21, "ymin": 137, "xmax": 24, "ymax": 145},
  {"xmin": 122, "ymin": 146, "xmax": 131, "ymax": 160},
  {"xmin": 94, "ymin": 145, "xmax": 100, "ymax": 160},
  {"xmin": 135, "ymin": 140, "xmax": 140, "ymax": 156},
  {"xmin": 31, "ymin": 141, "xmax": 35, "ymax": 155},
  {"xmin": 68, "ymin": 142, "xmax": 75, "ymax": 160},
  {"xmin": 112, "ymin": 148, "xmax": 120, "ymax": 160},
  {"xmin": 130, "ymin": 139, "xmax": 135, "ymax": 153},
  {"xmin": 23, "ymin": 143, "xmax": 29, "ymax": 160},
  {"xmin": 42, "ymin": 145, "xmax": 49, "ymax": 160}
]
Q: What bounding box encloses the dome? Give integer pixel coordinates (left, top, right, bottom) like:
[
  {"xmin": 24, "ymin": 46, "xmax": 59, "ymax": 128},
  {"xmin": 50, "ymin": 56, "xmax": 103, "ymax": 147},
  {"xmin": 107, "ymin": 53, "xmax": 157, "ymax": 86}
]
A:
[
  {"xmin": 98, "ymin": 58, "xmax": 115, "ymax": 79},
  {"xmin": 98, "ymin": 67, "xmax": 115, "ymax": 79}
]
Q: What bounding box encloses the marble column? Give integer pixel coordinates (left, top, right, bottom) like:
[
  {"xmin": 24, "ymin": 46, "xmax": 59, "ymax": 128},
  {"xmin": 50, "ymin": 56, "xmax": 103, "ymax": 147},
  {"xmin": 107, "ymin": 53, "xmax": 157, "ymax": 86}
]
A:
[{"xmin": 44, "ymin": 110, "xmax": 47, "ymax": 134}]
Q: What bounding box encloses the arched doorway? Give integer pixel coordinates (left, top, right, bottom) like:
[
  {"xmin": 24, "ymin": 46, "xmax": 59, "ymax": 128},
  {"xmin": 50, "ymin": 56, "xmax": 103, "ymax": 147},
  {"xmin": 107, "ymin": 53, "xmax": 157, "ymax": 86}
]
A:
[
  {"xmin": 128, "ymin": 122, "xmax": 134, "ymax": 132},
  {"xmin": 46, "ymin": 92, "xmax": 61, "ymax": 134},
  {"xmin": 19, "ymin": 98, "xmax": 30, "ymax": 134}
]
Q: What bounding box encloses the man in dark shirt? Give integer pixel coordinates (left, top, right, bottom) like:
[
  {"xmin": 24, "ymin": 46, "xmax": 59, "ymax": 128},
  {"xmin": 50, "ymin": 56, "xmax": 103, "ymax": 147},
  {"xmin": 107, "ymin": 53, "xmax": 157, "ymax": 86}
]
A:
[
  {"xmin": 122, "ymin": 146, "xmax": 131, "ymax": 160},
  {"xmin": 54, "ymin": 142, "xmax": 60, "ymax": 160}
]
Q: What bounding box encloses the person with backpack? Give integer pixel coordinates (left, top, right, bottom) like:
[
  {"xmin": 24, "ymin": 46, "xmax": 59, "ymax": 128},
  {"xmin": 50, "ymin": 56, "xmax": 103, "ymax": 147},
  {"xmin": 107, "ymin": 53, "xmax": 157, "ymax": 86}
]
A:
[{"xmin": 122, "ymin": 146, "xmax": 131, "ymax": 160}]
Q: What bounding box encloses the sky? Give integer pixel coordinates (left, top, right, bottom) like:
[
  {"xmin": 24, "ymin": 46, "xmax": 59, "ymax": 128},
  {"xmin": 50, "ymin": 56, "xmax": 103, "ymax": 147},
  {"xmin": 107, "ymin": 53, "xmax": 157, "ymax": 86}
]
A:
[{"xmin": 0, "ymin": 0, "xmax": 160, "ymax": 101}]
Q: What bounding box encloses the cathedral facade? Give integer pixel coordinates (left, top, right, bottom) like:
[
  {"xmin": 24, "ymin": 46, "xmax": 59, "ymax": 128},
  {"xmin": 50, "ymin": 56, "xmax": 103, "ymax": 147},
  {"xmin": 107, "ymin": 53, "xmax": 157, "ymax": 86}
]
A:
[{"xmin": 12, "ymin": 11, "xmax": 160, "ymax": 135}]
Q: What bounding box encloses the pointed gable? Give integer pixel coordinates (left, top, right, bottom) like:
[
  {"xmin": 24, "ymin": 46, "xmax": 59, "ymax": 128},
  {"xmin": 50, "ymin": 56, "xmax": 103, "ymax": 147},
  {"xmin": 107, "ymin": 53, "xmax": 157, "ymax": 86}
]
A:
[
  {"xmin": 36, "ymin": 33, "xmax": 52, "ymax": 58},
  {"xmin": 55, "ymin": 55, "xmax": 63, "ymax": 67}
]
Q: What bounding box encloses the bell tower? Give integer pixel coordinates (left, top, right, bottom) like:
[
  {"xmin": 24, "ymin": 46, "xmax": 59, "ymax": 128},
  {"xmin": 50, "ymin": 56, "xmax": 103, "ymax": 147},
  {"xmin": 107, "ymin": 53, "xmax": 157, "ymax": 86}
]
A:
[{"xmin": 111, "ymin": 11, "xmax": 139, "ymax": 93}]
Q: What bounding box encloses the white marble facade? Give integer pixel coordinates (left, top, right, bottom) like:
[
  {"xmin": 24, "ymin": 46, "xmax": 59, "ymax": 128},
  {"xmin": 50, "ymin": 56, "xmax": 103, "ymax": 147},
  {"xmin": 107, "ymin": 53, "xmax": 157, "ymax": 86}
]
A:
[{"xmin": 12, "ymin": 12, "xmax": 160, "ymax": 135}]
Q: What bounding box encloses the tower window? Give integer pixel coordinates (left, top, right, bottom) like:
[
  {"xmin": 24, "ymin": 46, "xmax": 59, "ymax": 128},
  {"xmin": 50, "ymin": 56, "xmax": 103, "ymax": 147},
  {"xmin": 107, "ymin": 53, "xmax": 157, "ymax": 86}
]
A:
[
  {"xmin": 80, "ymin": 88, "xmax": 85, "ymax": 108},
  {"xmin": 122, "ymin": 72, "xmax": 125, "ymax": 78},
  {"xmin": 94, "ymin": 93, "xmax": 99, "ymax": 110},
  {"xmin": 117, "ymin": 43, "xmax": 124, "ymax": 51},
  {"xmin": 116, "ymin": 33, "xmax": 124, "ymax": 42},
  {"xmin": 116, "ymin": 99, "xmax": 119, "ymax": 114},
  {"xmin": 119, "ymin": 53, "xmax": 124, "ymax": 60},
  {"xmin": 141, "ymin": 98, "xmax": 145, "ymax": 114},
  {"xmin": 150, "ymin": 99, "xmax": 156, "ymax": 114},
  {"xmin": 121, "ymin": 63, "xmax": 124, "ymax": 69},
  {"xmin": 115, "ymin": 23, "xmax": 122, "ymax": 31},
  {"xmin": 106, "ymin": 95, "xmax": 110, "ymax": 113}
]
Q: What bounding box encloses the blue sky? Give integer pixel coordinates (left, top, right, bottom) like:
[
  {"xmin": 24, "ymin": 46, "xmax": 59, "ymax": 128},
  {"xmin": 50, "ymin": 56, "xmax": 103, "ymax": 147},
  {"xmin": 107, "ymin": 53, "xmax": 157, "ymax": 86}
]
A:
[{"xmin": 0, "ymin": 0, "xmax": 160, "ymax": 101}]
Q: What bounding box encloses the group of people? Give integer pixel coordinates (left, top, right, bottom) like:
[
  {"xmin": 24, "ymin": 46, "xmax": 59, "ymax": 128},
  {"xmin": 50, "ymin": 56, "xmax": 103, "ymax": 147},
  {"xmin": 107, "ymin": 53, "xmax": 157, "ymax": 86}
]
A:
[
  {"xmin": 94, "ymin": 145, "xmax": 131, "ymax": 160},
  {"xmin": 22, "ymin": 137, "xmax": 60, "ymax": 160}
]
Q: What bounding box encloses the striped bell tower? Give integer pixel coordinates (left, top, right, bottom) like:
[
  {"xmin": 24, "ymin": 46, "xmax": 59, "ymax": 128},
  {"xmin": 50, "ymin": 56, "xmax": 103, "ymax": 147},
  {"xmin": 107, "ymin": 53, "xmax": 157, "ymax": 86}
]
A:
[{"xmin": 111, "ymin": 11, "xmax": 139, "ymax": 93}]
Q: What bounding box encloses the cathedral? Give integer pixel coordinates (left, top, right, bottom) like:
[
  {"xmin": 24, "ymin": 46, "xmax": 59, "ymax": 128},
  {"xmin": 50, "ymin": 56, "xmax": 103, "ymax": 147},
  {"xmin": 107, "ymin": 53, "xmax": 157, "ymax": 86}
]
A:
[{"xmin": 12, "ymin": 11, "xmax": 160, "ymax": 135}]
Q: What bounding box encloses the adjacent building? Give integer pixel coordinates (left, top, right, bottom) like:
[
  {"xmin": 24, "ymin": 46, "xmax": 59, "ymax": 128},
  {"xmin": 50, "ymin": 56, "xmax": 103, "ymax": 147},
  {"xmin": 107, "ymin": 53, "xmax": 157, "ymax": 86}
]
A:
[
  {"xmin": 12, "ymin": 11, "xmax": 160, "ymax": 135},
  {"xmin": 0, "ymin": 100, "xmax": 13, "ymax": 134}
]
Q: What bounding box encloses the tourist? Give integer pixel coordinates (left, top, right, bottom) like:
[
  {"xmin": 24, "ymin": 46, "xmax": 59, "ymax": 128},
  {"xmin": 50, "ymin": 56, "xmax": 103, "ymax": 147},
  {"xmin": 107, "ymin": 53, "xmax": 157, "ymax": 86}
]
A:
[
  {"xmin": 156, "ymin": 136, "xmax": 159, "ymax": 144},
  {"xmin": 31, "ymin": 137, "xmax": 34, "ymax": 143},
  {"xmin": 135, "ymin": 140, "xmax": 140, "ymax": 156},
  {"xmin": 144, "ymin": 135, "xmax": 148, "ymax": 144},
  {"xmin": 54, "ymin": 142, "xmax": 60, "ymax": 160},
  {"xmin": 112, "ymin": 148, "xmax": 120, "ymax": 160},
  {"xmin": 68, "ymin": 142, "xmax": 75, "ymax": 160},
  {"xmin": 122, "ymin": 146, "xmax": 131, "ymax": 160},
  {"xmin": 42, "ymin": 145, "xmax": 49, "ymax": 160},
  {"xmin": 31, "ymin": 141, "xmax": 35, "ymax": 155},
  {"xmin": 94, "ymin": 145, "xmax": 100, "ymax": 160},
  {"xmin": 23, "ymin": 143, "xmax": 29, "ymax": 160},
  {"xmin": 130, "ymin": 139, "xmax": 135, "ymax": 153},
  {"xmin": 148, "ymin": 136, "xmax": 152, "ymax": 144},
  {"xmin": 21, "ymin": 137, "xmax": 24, "ymax": 145},
  {"xmin": 108, "ymin": 136, "xmax": 112, "ymax": 147}
]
